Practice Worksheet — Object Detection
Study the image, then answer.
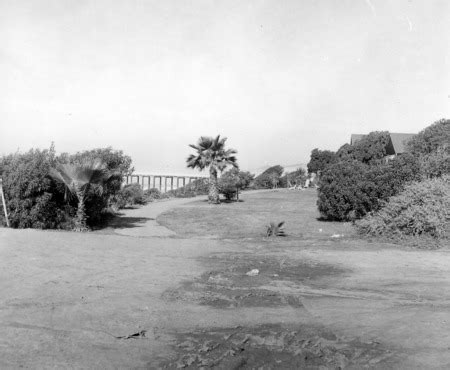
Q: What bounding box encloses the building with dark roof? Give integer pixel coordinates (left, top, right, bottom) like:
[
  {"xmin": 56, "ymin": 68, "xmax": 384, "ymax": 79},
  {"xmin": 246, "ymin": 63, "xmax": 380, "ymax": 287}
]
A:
[{"xmin": 350, "ymin": 132, "xmax": 416, "ymax": 157}]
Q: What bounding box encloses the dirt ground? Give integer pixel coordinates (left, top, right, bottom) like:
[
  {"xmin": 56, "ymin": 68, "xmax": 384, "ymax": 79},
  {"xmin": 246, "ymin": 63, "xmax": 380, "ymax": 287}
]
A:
[{"xmin": 1, "ymin": 190, "xmax": 449, "ymax": 369}]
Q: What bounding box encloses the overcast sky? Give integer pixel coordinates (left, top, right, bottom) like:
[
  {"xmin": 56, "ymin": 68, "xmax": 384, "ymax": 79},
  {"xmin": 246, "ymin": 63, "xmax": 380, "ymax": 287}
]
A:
[{"xmin": 1, "ymin": 0, "xmax": 449, "ymax": 174}]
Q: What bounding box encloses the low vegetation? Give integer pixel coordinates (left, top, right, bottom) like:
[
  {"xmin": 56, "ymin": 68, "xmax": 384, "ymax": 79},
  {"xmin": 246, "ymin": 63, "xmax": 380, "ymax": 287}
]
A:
[
  {"xmin": 310, "ymin": 118, "xmax": 449, "ymax": 245},
  {"xmin": 114, "ymin": 183, "xmax": 146, "ymax": 209},
  {"xmin": 0, "ymin": 145, "xmax": 133, "ymax": 230},
  {"xmin": 317, "ymin": 154, "xmax": 421, "ymax": 221},
  {"xmin": 356, "ymin": 176, "xmax": 449, "ymax": 243},
  {"xmin": 218, "ymin": 168, "xmax": 254, "ymax": 200}
]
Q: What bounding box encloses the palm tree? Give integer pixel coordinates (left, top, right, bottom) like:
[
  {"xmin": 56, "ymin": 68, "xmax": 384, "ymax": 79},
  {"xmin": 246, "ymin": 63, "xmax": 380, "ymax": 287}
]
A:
[
  {"xmin": 187, "ymin": 135, "xmax": 238, "ymax": 204},
  {"xmin": 49, "ymin": 159, "xmax": 112, "ymax": 231}
]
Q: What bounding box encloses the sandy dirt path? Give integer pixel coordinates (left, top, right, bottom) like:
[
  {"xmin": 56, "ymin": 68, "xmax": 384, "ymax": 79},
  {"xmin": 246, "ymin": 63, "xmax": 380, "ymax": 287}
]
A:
[{"xmin": 1, "ymin": 193, "xmax": 449, "ymax": 369}]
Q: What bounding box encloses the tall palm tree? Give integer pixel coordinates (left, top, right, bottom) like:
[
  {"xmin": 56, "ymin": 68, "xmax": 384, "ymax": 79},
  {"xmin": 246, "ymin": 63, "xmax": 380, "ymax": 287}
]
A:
[
  {"xmin": 49, "ymin": 159, "xmax": 112, "ymax": 231},
  {"xmin": 187, "ymin": 135, "xmax": 238, "ymax": 204}
]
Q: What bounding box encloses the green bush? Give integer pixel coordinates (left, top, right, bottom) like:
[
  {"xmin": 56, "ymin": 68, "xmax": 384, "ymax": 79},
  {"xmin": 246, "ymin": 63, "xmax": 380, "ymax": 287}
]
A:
[
  {"xmin": 317, "ymin": 155, "xmax": 421, "ymax": 221},
  {"xmin": 116, "ymin": 183, "xmax": 146, "ymax": 208},
  {"xmin": 0, "ymin": 146, "xmax": 75, "ymax": 229},
  {"xmin": 307, "ymin": 149, "xmax": 337, "ymax": 174},
  {"xmin": 144, "ymin": 188, "xmax": 163, "ymax": 201},
  {"xmin": 0, "ymin": 145, "xmax": 134, "ymax": 230},
  {"xmin": 420, "ymin": 147, "xmax": 450, "ymax": 179},
  {"xmin": 218, "ymin": 169, "xmax": 255, "ymax": 200},
  {"xmin": 406, "ymin": 118, "xmax": 449, "ymax": 155},
  {"xmin": 356, "ymin": 176, "xmax": 450, "ymax": 240},
  {"xmin": 59, "ymin": 148, "xmax": 133, "ymax": 226},
  {"xmin": 165, "ymin": 178, "xmax": 209, "ymax": 198},
  {"xmin": 352, "ymin": 131, "xmax": 390, "ymax": 165}
]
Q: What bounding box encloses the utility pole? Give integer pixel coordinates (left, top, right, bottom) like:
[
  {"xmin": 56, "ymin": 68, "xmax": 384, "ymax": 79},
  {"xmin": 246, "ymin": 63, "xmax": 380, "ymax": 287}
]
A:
[{"xmin": 0, "ymin": 178, "xmax": 10, "ymax": 227}]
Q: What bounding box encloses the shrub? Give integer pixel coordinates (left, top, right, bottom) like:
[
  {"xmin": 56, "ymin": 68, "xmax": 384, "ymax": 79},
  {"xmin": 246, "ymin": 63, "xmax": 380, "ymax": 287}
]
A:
[
  {"xmin": 144, "ymin": 187, "xmax": 163, "ymax": 201},
  {"xmin": 317, "ymin": 156, "xmax": 421, "ymax": 221},
  {"xmin": 0, "ymin": 146, "xmax": 75, "ymax": 229},
  {"xmin": 218, "ymin": 176, "xmax": 239, "ymax": 200},
  {"xmin": 116, "ymin": 183, "xmax": 146, "ymax": 208},
  {"xmin": 336, "ymin": 143, "xmax": 355, "ymax": 161},
  {"xmin": 66, "ymin": 147, "xmax": 133, "ymax": 206},
  {"xmin": 0, "ymin": 145, "xmax": 134, "ymax": 230},
  {"xmin": 165, "ymin": 178, "xmax": 209, "ymax": 198},
  {"xmin": 58, "ymin": 148, "xmax": 134, "ymax": 226},
  {"xmin": 356, "ymin": 176, "xmax": 450, "ymax": 240},
  {"xmin": 351, "ymin": 131, "xmax": 390, "ymax": 165},
  {"xmin": 317, "ymin": 161, "xmax": 371, "ymax": 221},
  {"xmin": 420, "ymin": 147, "xmax": 450, "ymax": 179},
  {"xmin": 406, "ymin": 118, "xmax": 450, "ymax": 155},
  {"xmin": 218, "ymin": 169, "xmax": 255, "ymax": 200},
  {"xmin": 307, "ymin": 149, "xmax": 337, "ymax": 175}
]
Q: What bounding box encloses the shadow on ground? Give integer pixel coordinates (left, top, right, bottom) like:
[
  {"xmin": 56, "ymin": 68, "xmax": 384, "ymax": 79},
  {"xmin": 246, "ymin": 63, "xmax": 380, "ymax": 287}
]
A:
[{"xmin": 105, "ymin": 216, "xmax": 155, "ymax": 230}]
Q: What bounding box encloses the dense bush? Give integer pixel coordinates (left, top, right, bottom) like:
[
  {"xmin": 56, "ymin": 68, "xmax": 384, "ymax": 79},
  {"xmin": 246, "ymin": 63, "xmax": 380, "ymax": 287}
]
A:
[
  {"xmin": 317, "ymin": 161, "xmax": 370, "ymax": 221},
  {"xmin": 254, "ymin": 165, "xmax": 284, "ymax": 189},
  {"xmin": 405, "ymin": 119, "xmax": 450, "ymax": 180},
  {"xmin": 336, "ymin": 143, "xmax": 355, "ymax": 161},
  {"xmin": 406, "ymin": 118, "xmax": 450, "ymax": 155},
  {"xmin": 58, "ymin": 148, "xmax": 133, "ymax": 226},
  {"xmin": 307, "ymin": 149, "xmax": 337, "ymax": 174},
  {"xmin": 115, "ymin": 183, "xmax": 146, "ymax": 208},
  {"xmin": 317, "ymin": 156, "xmax": 421, "ymax": 221},
  {"xmin": 351, "ymin": 131, "xmax": 390, "ymax": 164},
  {"xmin": 0, "ymin": 146, "xmax": 75, "ymax": 229},
  {"xmin": 165, "ymin": 178, "xmax": 209, "ymax": 198},
  {"xmin": 218, "ymin": 169, "xmax": 255, "ymax": 200},
  {"xmin": 144, "ymin": 188, "xmax": 164, "ymax": 201},
  {"xmin": 357, "ymin": 177, "xmax": 449, "ymax": 241},
  {"xmin": 0, "ymin": 145, "xmax": 134, "ymax": 230},
  {"xmin": 420, "ymin": 147, "xmax": 450, "ymax": 179}
]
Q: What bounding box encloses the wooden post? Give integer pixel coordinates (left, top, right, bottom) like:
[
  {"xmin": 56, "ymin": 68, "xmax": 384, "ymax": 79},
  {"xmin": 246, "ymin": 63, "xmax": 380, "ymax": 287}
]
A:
[{"xmin": 0, "ymin": 178, "xmax": 10, "ymax": 227}]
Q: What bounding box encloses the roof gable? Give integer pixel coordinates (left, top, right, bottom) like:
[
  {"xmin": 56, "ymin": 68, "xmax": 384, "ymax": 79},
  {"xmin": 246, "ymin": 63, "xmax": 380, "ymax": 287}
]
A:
[
  {"xmin": 349, "ymin": 132, "xmax": 416, "ymax": 155},
  {"xmin": 388, "ymin": 133, "xmax": 416, "ymax": 154}
]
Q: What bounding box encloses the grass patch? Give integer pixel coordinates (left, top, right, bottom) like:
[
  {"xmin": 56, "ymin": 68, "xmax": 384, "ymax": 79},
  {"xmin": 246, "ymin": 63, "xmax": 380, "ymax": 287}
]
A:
[{"xmin": 157, "ymin": 190, "xmax": 355, "ymax": 240}]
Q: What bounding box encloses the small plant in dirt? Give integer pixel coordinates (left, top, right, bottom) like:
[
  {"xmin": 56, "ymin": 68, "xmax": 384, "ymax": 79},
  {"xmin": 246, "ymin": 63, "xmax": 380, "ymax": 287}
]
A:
[{"xmin": 266, "ymin": 221, "xmax": 286, "ymax": 237}]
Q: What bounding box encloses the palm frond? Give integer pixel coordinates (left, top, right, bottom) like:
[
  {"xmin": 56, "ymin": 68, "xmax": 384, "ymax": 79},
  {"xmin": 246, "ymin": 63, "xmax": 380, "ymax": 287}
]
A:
[
  {"xmin": 50, "ymin": 159, "xmax": 111, "ymax": 195},
  {"xmin": 266, "ymin": 221, "xmax": 286, "ymax": 237},
  {"xmin": 187, "ymin": 135, "xmax": 238, "ymax": 174}
]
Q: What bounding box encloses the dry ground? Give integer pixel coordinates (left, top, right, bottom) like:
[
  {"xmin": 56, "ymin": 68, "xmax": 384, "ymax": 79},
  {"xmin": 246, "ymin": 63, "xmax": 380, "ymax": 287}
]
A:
[{"xmin": 0, "ymin": 190, "xmax": 449, "ymax": 369}]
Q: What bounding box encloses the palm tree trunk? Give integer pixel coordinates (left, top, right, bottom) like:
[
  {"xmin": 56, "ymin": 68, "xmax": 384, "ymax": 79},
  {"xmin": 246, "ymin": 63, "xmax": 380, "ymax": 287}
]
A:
[
  {"xmin": 75, "ymin": 186, "xmax": 88, "ymax": 231},
  {"xmin": 208, "ymin": 167, "xmax": 220, "ymax": 204}
]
